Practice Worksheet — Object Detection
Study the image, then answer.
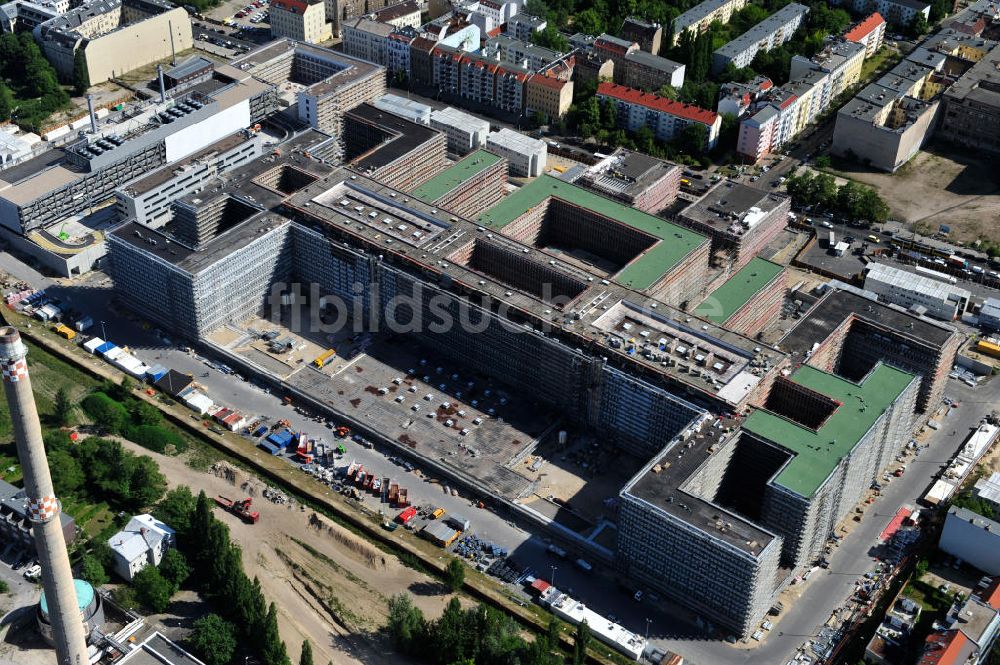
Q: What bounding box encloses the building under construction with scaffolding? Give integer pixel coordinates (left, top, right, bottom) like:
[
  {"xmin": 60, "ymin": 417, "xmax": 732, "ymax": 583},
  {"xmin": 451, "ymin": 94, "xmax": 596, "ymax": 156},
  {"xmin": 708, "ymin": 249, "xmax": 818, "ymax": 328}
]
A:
[{"xmin": 105, "ymin": 114, "xmax": 938, "ymax": 642}]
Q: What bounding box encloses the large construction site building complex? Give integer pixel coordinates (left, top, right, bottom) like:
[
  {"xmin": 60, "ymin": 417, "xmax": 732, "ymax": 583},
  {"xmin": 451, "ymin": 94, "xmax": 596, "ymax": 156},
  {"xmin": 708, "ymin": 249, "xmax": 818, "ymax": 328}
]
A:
[{"xmin": 104, "ymin": 85, "xmax": 953, "ymax": 641}]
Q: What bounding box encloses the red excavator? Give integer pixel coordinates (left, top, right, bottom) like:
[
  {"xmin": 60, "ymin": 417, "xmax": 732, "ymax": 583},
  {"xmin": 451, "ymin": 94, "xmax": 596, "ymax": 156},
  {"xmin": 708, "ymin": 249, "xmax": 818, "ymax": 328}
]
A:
[{"xmin": 215, "ymin": 495, "xmax": 260, "ymax": 524}]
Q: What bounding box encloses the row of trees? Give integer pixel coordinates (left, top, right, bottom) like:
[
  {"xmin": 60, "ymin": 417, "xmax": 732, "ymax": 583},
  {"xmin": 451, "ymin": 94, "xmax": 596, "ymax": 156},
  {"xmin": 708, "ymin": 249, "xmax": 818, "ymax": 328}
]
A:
[
  {"xmin": 156, "ymin": 488, "xmax": 292, "ymax": 665},
  {"xmin": 81, "ymin": 379, "xmax": 189, "ymax": 455},
  {"xmin": 388, "ymin": 594, "xmax": 591, "ymax": 665},
  {"xmin": 0, "ymin": 33, "xmax": 70, "ymax": 131},
  {"xmin": 784, "ymin": 171, "xmax": 890, "ymax": 224}
]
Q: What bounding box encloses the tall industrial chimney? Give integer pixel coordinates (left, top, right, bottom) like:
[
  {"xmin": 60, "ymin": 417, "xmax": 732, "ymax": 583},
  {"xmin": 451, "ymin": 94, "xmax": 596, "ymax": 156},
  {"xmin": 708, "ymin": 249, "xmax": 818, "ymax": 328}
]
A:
[
  {"xmin": 85, "ymin": 94, "xmax": 97, "ymax": 134},
  {"xmin": 0, "ymin": 327, "xmax": 89, "ymax": 665},
  {"xmin": 157, "ymin": 65, "xmax": 167, "ymax": 104}
]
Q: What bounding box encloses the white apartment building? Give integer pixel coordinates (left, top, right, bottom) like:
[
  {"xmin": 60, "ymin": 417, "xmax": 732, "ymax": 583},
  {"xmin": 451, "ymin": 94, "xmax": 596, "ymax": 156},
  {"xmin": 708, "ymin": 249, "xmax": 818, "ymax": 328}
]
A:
[
  {"xmin": 430, "ymin": 107, "xmax": 491, "ymax": 154},
  {"xmin": 712, "ymin": 3, "xmax": 808, "ymax": 73},
  {"xmin": 485, "ymin": 128, "xmax": 546, "ymax": 176}
]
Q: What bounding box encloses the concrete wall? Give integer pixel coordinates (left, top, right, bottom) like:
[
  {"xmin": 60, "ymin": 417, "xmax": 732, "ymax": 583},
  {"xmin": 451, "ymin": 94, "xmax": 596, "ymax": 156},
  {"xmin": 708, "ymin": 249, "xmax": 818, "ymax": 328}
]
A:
[
  {"xmin": 940, "ymin": 509, "xmax": 1000, "ymax": 575},
  {"xmin": 832, "ymin": 100, "xmax": 938, "ymax": 173},
  {"xmin": 82, "ymin": 7, "xmax": 193, "ymax": 84}
]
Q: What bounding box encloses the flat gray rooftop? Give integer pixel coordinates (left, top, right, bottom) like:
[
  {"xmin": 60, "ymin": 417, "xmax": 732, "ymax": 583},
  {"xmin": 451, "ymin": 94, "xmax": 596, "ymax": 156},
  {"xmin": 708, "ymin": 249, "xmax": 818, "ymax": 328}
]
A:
[
  {"xmin": 679, "ymin": 179, "xmax": 787, "ymax": 230},
  {"xmin": 778, "ymin": 288, "xmax": 956, "ymax": 359},
  {"xmin": 624, "ymin": 421, "xmax": 777, "ymax": 556}
]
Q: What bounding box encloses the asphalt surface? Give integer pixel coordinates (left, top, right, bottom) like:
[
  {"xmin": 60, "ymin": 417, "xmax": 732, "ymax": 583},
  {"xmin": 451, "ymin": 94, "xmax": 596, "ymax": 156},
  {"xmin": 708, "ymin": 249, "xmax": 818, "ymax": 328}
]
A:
[{"xmin": 6, "ymin": 258, "xmax": 995, "ymax": 664}]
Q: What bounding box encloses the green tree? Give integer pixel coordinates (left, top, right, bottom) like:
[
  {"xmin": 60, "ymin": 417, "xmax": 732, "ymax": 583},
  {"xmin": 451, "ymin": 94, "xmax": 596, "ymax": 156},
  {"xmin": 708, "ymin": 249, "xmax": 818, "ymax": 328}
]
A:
[
  {"xmin": 677, "ymin": 123, "xmax": 708, "ymax": 155},
  {"xmin": 81, "ymin": 392, "xmax": 129, "ymax": 433},
  {"xmin": 159, "ymin": 549, "xmax": 191, "ymax": 590},
  {"xmin": 0, "ymin": 83, "xmax": 13, "ymax": 121},
  {"xmin": 155, "ymin": 486, "xmax": 197, "ymax": 540},
  {"xmin": 387, "ymin": 593, "xmax": 426, "ymax": 655},
  {"xmin": 129, "ymin": 401, "xmax": 163, "ymax": 426},
  {"xmin": 260, "ymin": 602, "xmax": 291, "ymax": 665},
  {"xmin": 54, "ymin": 387, "xmax": 75, "ymax": 426},
  {"xmin": 532, "ymin": 25, "xmax": 569, "ymax": 52},
  {"xmin": 814, "ymin": 155, "xmax": 832, "ymax": 169},
  {"xmin": 572, "ymin": 619, "xmax": 590, "ymax": 665},
  {"xmin": 132, "ymin": 565, "xmax": 173, "ymax": 613},
  {"xmin": 122, "ymin": 454, "xmax": 168, "ymax": 510},
  {"xmin": 78, "ymin": 553, "xmax": 109, "ymax": 588},
  {"xmin": 49, "ymin": 449, "xmax": 85, "ymax": 497},
  {"xmin": 189, "ymin": 614, "xmax": 237, "ymax": 665},
  {"xmin": 445, "ymin": 558, "xmax": 465, "ymax": 592},
  {"xmin": 574, "ymin": 8, "xmax": 605, "ymax": 35},
  {"xmin": 909, "ymin": 13, "xmax": 929, "ymax": 37},
  {"xmin": 299, "ymin": 640, "xmax": 314, "ymax": 665},
  {"xmin": 72, "ymin": 49, "xmax": 90, "ymax": 96}
]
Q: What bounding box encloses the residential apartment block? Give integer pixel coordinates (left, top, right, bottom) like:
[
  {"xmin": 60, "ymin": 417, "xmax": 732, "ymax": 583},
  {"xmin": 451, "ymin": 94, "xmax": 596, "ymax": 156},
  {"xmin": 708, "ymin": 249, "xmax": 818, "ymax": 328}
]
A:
[
  {"xmin": 844, "ymin": 12, "xmax": 887, "ymax": 58},
  {"xmin": 712, "ymin": 3, "xmax": 808, "ymax": 74},
  {"xmin": 373, "ymin": 0, "xmax": 420, "ymax": 28},
  {"xmin": 487, "ymin": 34, "xmax": 564, "ymax": 71},
  {"xmin": 525, "ymin": 74, "xmax": 573, "ymax": 120},
  {"xmin": 831, "ymin": 0, "xmax": 930, "ymax": 27},
  {"xmin": 506, "ymin": 13, "xmax": 546, "ymax": 41},
  {"xmin": 325, "ymin": 0, "xmax": 393, "ymax": 36},
  {"xmin": 342, "ymin": 17, "xmax": 395, "ymax": 63},
  {"xmin": 597, "ymin": 83, "xmax": 722, "ymax": 148},
  {"xmin": 619, "ymin": 16, "xmax": 663, "ymax": 54},
  {"xmin": 717, "ymin": 76, "xmax": 774, "ymax": 117},
  {"xmin": 938, "ymin": 42, "xmax": 1000, "ymax": 156},
  {"xmin": 738, "ymin": 39, "xmax": 866, "ymax": 162},
  {"xmin": 671, "ymin": 0, "xmax": 749, "ymax": 46},
  {"xmin": 270, "ymin": 0, "xmax": 330, "ymax": 44},
  {"xmin": 831, "ymin": 46, "xmax": 948, "ymax": 171},
  {"xmin": 35, "ymin": 0, "xmax": 192, "ymax": 84},
  {"xmin": 593, "ymin": 33, "xmax": 685, "ymax": 89}
]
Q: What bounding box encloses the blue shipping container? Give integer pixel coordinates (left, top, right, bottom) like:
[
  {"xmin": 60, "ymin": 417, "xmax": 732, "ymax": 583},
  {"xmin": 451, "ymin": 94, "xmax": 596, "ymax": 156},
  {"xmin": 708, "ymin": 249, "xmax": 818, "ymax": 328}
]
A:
[
  {"xmin": 267, "ymin": 429, "xmax": 294, "ymax": 448},
  {"xmin": 253, "ymin": 425, "xmax": 268, "ymax": 438},
  {"xmin": 259, "ymin": 441, "xmax": 281, "ymax": 455}
]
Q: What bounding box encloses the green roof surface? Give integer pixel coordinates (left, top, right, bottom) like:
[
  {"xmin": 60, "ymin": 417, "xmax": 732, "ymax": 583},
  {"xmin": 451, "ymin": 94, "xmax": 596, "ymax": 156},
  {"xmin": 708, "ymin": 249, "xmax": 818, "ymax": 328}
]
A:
[
  {"xmin": 478, "ymin": 175, "xmax": 706, "ymax": 291},
  {"xmin": 744, "ymin": 363, "xmax": 915, "ymax": 498},
  {"xmin": 694, "ymin": 257, "xmax": 783, "ymax": 323},
  {"xmin": 411, "ymin": 150, "xmax": 503, "ymax": 202}
]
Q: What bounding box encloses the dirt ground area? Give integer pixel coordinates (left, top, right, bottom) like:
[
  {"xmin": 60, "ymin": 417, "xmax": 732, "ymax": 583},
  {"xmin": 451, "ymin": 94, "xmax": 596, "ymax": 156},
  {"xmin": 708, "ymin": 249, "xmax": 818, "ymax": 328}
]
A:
[
  {"xmin": 827, "ymin": 147, "xmax": 1000, "ymax": 244},
  {"xmin": 119, "ymin": 440, "xmax": 465, "ymax": 665}
]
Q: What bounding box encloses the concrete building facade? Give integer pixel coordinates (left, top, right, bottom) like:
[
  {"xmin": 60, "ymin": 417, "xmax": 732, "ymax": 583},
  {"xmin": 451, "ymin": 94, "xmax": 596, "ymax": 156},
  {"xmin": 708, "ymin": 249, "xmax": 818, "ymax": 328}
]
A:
[
  {"xmin": 712, "ymin": 3, "xmax": 809, "ymax": 74},
  {"xmin": 269, "ymin": 0, "xmax": 330, "ymax": 44},
  {"xmin": 484, "ymin": 128, "xmax": 545, "ymax": 176},
  {"xmin": 671, "ymin": 0, "xmax": 749, "ymax": 46},
  {"xmin": 430, "ymin": 106, "xmax": 491, "ymax": 154},
  {"xmin": 35, "ymin": 0, "xmax": 193, "ymax": 85}
]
